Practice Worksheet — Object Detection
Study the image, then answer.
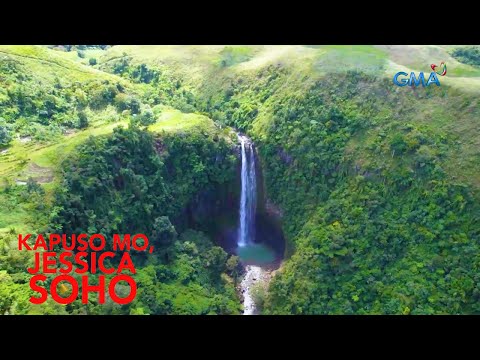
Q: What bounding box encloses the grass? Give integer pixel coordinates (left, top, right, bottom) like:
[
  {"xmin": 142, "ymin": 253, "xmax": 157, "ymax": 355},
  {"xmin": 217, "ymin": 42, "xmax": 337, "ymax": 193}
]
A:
[
  {"xmin": 97, "ymin": 45, "xmax": 480, "ymax": 89},
  {"xmin": 98, "ymin": 45, "xmax": 224, "ymax": 86},
  {"xmin": 0, "ymin": 192, "xmax": 32, "ymax": 231},
  {"xmin": 0, "ymin": 120, "xmax": 129, "ymax": 184},
  {"xmin": 54, "ymin": 48, "xmax": 106, "ymax": 66},
  {"xmin": 149, "ymin": 107, "xmax": 218, "ymax": 134},
  {"xmin": 99, "ymin": 45, "xmax": 224, "ymax": 64},
  {"xmin": 315, "ymin": 45, "xmax": 388, "ymax": 74},
  {"xmin": 217, "ymin": 46, "xmax": 259, "ymax": 67},
  {"xmin": 99, "ymin": 45, "xmax": 480, "ymax": 190},
  {"xmin": 378, "ymin": 45, "xmax": 480, "ymax": 91},
  {"xmin": 0, "ymin": 45, "xmax": 126, "ymax": 84},
  {"xmin": 30, "ymin": 121, "xmax": 130, "ymax": 169},
  {"xmin": 99, "ymin": 46, "xmax": 321, "ymax": 86}
]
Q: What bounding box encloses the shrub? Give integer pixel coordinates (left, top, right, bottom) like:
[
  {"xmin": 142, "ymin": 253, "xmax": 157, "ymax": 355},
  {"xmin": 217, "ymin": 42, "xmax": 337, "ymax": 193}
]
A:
[
  {"xmin": 451, "ymin": 46, "xmax": 480, "ymax": 67},
  {"xmin": 138, "ymin": 106, "xmax": 156, "ymax": 127},
  {"xmin": 90, "ymin": 83, "xmax": 118, "ymax": 110},
  {"xmin": 250, "ymin": 282, "xmax": 267, "ymax": 312},
  {"xmin": 26, "ymin": 177, "xmax": 44, "ymax": 194},
  {"xmin": 113, "ymin": 93, "xmax": 130, "ymax": 111},
  {"xmin": 131, "ymin": 64, "xmax": 160, "ymax": 84},
  {"xmin": 114, "ymin": 93, "xmax": 141, "ymax": 114},
  {"xmin": 74, "ymin": 88, "xmax": 88, "ymax": 109},
  {"xmin": 112, "ymin": 54, "xmax": 130, "ymax": 75},
  {"xmin": 0, "ymin": 124, "xmax": 12, "ymax": 146},
  {"xmin": 89, "ymin": 58, "xmax": 97, "ymax": 66},
  {"xmin": 77, "ymin": 111, "xmax": 89, "ymax": 129}
]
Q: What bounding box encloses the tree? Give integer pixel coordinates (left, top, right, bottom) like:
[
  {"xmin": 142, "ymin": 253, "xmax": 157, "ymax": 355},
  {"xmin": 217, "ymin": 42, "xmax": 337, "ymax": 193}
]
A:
[
  {"xmin": 152, "ymin": 216, "xmax": 177, "ymax": 245},
  {"xmin": 114, "ymin": 94, "xmax": 141, "ymax": 114},
  {"xmin": 128, "ymin": 97, "xmax": 141, "ymax": 115},
  {"xmin": 130, "ymin": 307, "xmax": 147, "ymax": 315},
  {"xmin": 0, "ymin": 271, "xmax": 15, "ymax": 314},
  {"xmin": 390, "ymin": 133, "xmax": 408, "ymax": 154},
  {"xmin": 226, "ymin": 255, "xmax": 241, "ymax": 284},
  {"xmin": 27, "ymin": 299, "xmax": 69, "ymax": 315},
  {"xmin": 0, "ymin": 124, "xmax": 12, "ymax": 146},
  {"xmin": 451, "ymin": 46, "xmax": 480, "ymax": 67},
  {"xmin": 138, "ymin": 106, "xmax": 156, "ymax": 127},
  {"xmin": 26, "ymin": 177, "xmax": 44, "ymax": 194},
  {"xmin": 77, "ymin": 111, "xmax": 89, "ymax": 129},
  {"xmin": 89, "ymin": 58, "xmax": 97, "ymax": 66},
  {"xmin": 205, "ymin": 247, "xmax": 228, "ymax": 275},
  {"xmin": 251, "ymin": 282, "xmax": 267, "ymax": 312}
]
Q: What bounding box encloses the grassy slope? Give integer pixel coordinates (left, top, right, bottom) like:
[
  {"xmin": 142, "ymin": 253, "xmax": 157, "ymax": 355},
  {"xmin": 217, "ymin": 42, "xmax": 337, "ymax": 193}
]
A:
[
  {"xmin": 0, "ymin": 107, "xmax": 221, "ymax": 232},
  {"xmin": 0, "ymin": 46, "xmax": 230, "ymax": 236},
  {"xmin": 0, "ymin": 45, "xmax": 123, "ymax": 235},
  {"xmin": 97, "ymin": 45, "xmax": 480, "ymax": 190},
  {"xmin": 99, "ymin": 44, "xmax": 480, "ymax": 84},
  {"xmin": 377, "ymin": 45, "xmax": 480, "ymax": 79},
  {"xmin": 0, "ymin": 45, "xmax": 121, "ymax": 83}
]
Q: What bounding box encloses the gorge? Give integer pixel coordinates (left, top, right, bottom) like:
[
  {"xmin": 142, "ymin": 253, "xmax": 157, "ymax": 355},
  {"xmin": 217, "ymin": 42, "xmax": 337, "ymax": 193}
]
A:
[
  {"xmin": 2, "ymin": 45, "xmax": 480, "ymax": 315},
  {"xmin": 235, "ymin": 134, "xmax": 284, "ymax": 315}
]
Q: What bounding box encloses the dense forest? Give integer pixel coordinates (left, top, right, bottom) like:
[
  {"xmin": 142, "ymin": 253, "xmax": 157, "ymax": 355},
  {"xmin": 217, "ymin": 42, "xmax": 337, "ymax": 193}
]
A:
[{"xmin": 1, "ymin": 45, "xmax": 480, "ymax": 314}]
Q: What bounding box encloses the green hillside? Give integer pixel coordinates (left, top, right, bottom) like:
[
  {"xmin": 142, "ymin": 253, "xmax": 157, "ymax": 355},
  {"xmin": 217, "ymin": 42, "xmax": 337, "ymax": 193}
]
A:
[
  {"xmin": 96, "ymin": 45, "xmax": 480, "ymax": 189},
  {"xmin": 0, "ymin": 46, "xmax": 240, "ymax": 315},
  {"xmin": 1, "ymin": 45, "xmax": 480, "ymax": 315}
]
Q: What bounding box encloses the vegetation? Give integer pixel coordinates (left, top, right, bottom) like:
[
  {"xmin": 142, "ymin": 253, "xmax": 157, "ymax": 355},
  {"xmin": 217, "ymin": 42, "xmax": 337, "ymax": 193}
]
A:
[
  {"xmin": 451, "ymin": 46, "xmax": 480, "ymax": 67},
  {"xmin": 103, "ymin": 45, "xmax": 479, "ymax": 314},
  {"xmin": 54, "ymin": 124, "xmax": 236, "ymax": 240},
  {"xmin": 0, "ymin": 121, "xmax": 12, "ymax": 146},
  {"xmin": 193, "ymin": 66, "xmax": 480, "ymax": 314},
  {"xmin": 0, "ymin": 46, "xmax": 240, "ymax": 314},
  {"xmin": 218, "ymin": 46, "xmax": 258, "ymax": 67},
  {"xmin": 51, "ymin": 125, "xmax": 240, "ymax": 314},
  {"xmin": 1, "ymin": 45, "xmax": 480, "ymax": 315}
]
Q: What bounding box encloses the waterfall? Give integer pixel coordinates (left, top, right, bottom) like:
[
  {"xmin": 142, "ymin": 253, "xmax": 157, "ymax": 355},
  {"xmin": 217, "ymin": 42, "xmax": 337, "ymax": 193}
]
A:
[{"xmin": 238, "ymin": 135, "xmax": 257, "ymax": 247}]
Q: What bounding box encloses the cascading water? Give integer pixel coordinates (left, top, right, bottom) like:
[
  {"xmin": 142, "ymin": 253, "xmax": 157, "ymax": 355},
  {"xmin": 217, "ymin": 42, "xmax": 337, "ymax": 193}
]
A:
[
  {"xmin": 236, "ymin": 134, "xmax": 281, "ymax": 315},
  {"xmin": 237, "ymin": 135, "xmax": 257, "ymax": 247},
  {"xmin": 237, "ymin": 135, "xmax": 258, "ymax": 315}
]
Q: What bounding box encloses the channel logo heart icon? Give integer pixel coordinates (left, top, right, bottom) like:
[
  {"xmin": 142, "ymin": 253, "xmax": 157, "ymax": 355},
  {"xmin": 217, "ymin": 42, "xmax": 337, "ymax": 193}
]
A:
[{"xmin": 430, "ymin": 61, "xmax": 447, "ymax": 76}]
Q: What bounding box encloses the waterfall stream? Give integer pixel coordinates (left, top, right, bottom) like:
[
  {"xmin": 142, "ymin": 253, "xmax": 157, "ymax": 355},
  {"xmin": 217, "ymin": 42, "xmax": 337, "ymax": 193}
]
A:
[
  {"xmin": 238, "ymin": 135, "xmax": 257, "ymax": 247},
  {"xmin": 235, "ymin": 134, "xmax": 284, "ymax": 315},
  {"xmin": 237, "ymin": 134, "xmax": 265, "ymax": 315}
]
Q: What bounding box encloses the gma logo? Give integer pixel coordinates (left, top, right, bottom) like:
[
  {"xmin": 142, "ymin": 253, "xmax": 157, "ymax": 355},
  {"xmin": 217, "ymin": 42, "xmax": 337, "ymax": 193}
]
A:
[{"xmin": 393, "ymin": 72, "xmax": 441, "ymax": 87}]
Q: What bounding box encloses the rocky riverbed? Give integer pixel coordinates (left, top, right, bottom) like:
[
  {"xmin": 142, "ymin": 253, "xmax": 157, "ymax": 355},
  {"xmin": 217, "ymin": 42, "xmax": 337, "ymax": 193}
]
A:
[{"xmin": 239, "ymin": 265, "xmax": 272, "ymax": 315}]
